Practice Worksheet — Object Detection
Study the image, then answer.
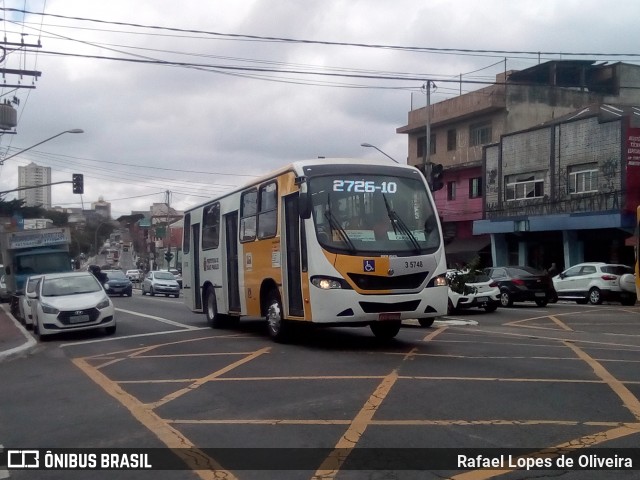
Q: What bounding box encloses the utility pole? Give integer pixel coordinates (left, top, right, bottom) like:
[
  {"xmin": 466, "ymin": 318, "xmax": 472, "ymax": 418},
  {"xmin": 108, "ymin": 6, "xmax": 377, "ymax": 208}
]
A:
[
  {"xmin": 423, "ymin": 80, "xmax": 434, "ymax": 174},
  {"xmin": 164, "ymin": 190, "xmax": 172, "ymax": 269}
]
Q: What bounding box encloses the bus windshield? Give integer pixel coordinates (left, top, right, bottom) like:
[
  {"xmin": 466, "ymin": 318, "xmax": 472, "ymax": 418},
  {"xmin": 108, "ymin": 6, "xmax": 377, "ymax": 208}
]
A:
[{"xmin": 308, "ymin": 174, "xmax": 440, "ymax": 255}]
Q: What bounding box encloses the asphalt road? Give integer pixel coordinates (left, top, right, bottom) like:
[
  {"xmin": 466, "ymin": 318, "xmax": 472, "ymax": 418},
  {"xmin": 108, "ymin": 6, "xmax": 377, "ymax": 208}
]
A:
[{"xmin": 1, "ymin": 295, "xmax": 639, "ymax": 480}]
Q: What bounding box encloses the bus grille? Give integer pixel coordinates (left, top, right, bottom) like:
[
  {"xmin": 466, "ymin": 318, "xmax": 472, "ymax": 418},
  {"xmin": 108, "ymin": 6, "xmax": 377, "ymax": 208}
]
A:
[
  {"xmin": 347, "ymin": 271, "xmax": 428, "ymax": 290},
  {"xmin": 359, "ymin": 300, "xmax": 421, "ymax": 313}
]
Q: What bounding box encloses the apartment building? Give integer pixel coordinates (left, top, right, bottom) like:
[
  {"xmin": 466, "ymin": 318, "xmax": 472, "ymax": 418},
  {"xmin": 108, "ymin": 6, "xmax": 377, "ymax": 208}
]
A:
[
  {"xmin": 18, "ymin": 162, "xmax": 51, "ymax": 208},
  {"xmin": 397, "ymin": 60, "xmax": 640, "ymax": 268}
]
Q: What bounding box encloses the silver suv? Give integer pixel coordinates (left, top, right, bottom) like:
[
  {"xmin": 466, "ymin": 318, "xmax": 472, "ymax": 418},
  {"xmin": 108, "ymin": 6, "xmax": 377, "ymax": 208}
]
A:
[{"xmin": 552, "ymin": 262, "xmax": 636, "ymax": 305}]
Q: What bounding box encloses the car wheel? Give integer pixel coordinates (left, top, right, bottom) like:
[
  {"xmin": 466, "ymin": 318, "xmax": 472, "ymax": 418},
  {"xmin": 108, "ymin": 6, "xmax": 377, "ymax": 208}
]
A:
[
  {"xmin": 535, "ymin": 298, "xmax": 548, "ymax": 307},
  {"xmin": 484, "ymin": 303, "xmax": 498, "ymax": 312},
  {"xmin": 588, "ymin": 287, "xmax": 602, "ymax": 305},
  {"xmin": 149, "ymin": 286, "xmax": 155, "ymax": 296},
  {"xmin": 370, "ymin": 321, "xmax": 402, "ymax": 340},
  {"xmin": 104, "ymin": 325, "xmax": 116, "ymax": 335},
  {"xmin": 418, "ymin": 318, "xmax": 435, "ymax": 328},
  {"xmin": 621, "ymin": 296, "xmax": 637, "ymax": 306},
  {"xmin": 35, "ymin": 319, "xmax": 48, "ymax": 342},
  {"xmin": 500, "ymin": 290, "xmax": 513, "ymax": 307},
  {"xmin": 447, "ymin": 299, "xmax": 456, "ymax": 315},
  {"xmin": 265, "ymin": 289, "xmax": 290, "ymax": 342}
]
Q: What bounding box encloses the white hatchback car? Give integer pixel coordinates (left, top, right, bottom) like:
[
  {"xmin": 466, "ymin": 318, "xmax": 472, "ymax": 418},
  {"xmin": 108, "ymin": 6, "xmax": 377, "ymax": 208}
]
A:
[
  {"xmin": 28, "ymin": 271, "xmax": 116, "ymax": 340},
  {"xmin": 446, "ymin": 270, "xmax": 501, "ymax": 314},
  {"xmin": 552, "ymin": 262, "xmax": 637, "ymax": 306}
]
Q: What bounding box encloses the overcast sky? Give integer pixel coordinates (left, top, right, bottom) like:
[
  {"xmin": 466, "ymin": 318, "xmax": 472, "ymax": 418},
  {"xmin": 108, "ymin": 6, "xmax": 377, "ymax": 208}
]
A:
[{"xmin": 0, "ymin": 0, "xmax": 639, "ymax": 218}]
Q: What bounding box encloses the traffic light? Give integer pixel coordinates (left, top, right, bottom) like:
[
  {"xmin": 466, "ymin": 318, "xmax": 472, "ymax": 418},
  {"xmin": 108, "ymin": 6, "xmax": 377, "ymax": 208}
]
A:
[
  {"xmin": 429, "ymin": 163, "xmax": 444, "ymax": 192},
  {"xmin": 165, "ymin": 251, "xmax": 174, "ymax": 263},
  {"xmin": 72, "ymin": 173, "xmax": 84, "ymax": 194}
]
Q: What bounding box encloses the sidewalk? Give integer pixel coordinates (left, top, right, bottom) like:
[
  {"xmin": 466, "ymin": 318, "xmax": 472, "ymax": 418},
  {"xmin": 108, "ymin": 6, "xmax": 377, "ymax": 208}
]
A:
[{"xmin": 0, "ymin": 303, "xmax": 36, "ymax": 362}]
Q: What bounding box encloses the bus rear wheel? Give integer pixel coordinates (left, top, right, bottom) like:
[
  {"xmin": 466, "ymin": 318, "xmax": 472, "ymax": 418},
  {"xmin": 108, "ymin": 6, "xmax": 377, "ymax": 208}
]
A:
[
  {"xmin": 204, "ymin": 287, "xmax": 225, "ymax": 328},
  {"xmin": 370, "ymin": 321, "xmax": 401, "ymax": 340},
  {"xmin": 265, "ymin": 290, "xmax": 289, "ymax": 342}
]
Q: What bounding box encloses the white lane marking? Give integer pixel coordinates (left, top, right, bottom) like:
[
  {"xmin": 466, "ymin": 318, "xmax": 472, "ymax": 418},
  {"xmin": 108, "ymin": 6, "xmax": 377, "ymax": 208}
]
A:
[
  {"xmin": 115, "ymin": 308, "xmax": 201, "ymax": 330},
  {"xmin": 60, "ymin": 327, "xmax": 208, "ymax": 348}
]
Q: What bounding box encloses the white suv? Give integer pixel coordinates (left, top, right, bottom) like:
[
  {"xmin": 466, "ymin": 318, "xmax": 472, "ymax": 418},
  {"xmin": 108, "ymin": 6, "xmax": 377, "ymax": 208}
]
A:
[{"xmin": 552, "ymin": 262, "xmax": 636, "ymax": 305}]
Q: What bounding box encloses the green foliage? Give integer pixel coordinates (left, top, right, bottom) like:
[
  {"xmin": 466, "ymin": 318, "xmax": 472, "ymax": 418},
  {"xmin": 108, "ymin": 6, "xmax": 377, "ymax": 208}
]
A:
[{"xmin": 448, "ymin": 255, "xmax": 483, "ymax": 294}]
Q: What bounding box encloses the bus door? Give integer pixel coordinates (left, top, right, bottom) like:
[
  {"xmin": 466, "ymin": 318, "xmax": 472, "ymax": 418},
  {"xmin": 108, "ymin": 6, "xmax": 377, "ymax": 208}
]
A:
[
  {"xmin": 283, "ymin": 193, "xmax": 304, "ymax": 317},
  {"xmin": 191, "ymin": 222, "xmax": 202, "ymax": 310},
  {"xmin": 225, "ymin": 211, "xmax": 241, "ymax": 312}
]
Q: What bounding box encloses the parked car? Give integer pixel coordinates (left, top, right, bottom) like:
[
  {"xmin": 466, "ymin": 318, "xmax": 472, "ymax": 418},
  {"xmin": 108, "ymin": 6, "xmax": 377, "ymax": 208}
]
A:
[
  {"xmin": 168, "ymin": 268, "xmax": 183, "ymax": 288},
  {"xmin": 552, "ymin": 262, "xmax": 637, "ymax": 306},
  {"xmin": 27, "ymin": 271, "xmax": 116, "ymax": 340},
  {"xmin": 141, "ymin": 270, "xmax": 180, "ymax": 298},
  {"xmin": 103, "ymin": 270, "xmax": 133, "ymax": 297},
  {"xmin": 0, "ymin": 274, "xmax": 10, "ymax": 303},
  {"xmin": 446, "ymin": 270, "xmax": 500, "ymax": 314},
  {"xmin": 483, "ymin": 266, "xmax": 555, "ymax": 307},
  {"xmin": 19, "ymin": 275, "xmax": 43, "ymax": 328},
  {"xmin": 125, "ymin": 269, "xmax": 142, "ymax": 282}
]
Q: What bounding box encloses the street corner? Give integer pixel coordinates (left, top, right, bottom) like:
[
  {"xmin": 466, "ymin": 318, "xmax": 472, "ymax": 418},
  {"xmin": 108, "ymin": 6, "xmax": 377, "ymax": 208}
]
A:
[{"xmin": 0, "ymin": 303, "xmax": 36, "ymax": 362}]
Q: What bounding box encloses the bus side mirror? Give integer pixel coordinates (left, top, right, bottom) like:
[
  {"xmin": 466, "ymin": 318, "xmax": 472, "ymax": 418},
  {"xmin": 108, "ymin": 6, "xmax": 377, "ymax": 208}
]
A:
[{"xmin": 299, "ymin": 192, "xmax": 311, "ymax": 219}]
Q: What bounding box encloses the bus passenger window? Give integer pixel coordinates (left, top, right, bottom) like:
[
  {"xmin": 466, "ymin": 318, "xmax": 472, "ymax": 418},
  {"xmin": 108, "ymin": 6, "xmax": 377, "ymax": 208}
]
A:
[
  {"xmin": 202, "ymin": 203, "xmax": 220, "ymax": 250},
  {"xmin": 240, "ymin": 189, "xmax": 258, "ymax": 242},
  {"xmin": 258, "ymin": 182, "xmax": 278, "ymax": 238}
]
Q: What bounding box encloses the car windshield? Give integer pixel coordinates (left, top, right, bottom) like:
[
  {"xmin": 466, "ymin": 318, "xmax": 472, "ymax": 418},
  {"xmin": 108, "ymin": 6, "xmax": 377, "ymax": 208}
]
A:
[
  {"xmin": 106, "ymin": 271, "xmax": 127, "ymax": 280},
  {"xmin": 154, "ymin": 272, "xmax": 175, "ymax": 280},
  {"xmin": 308, "ymin": 173, "xmax": 440, "ymax": 254},
  {"xmin": 42, "ymin": 275, "xmax": 102, "ymax": 296}
]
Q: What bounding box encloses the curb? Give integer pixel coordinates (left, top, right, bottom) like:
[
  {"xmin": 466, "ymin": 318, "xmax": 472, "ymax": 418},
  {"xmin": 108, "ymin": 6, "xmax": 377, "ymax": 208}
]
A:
[{"xmin": 0, "ymin": 304, "xmax": 37, "ymax": 362}]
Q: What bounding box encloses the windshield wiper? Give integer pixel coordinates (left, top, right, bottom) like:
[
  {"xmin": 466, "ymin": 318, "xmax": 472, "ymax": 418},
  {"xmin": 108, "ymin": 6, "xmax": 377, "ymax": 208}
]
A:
[
  {"xmin": 382, "ymin": 194, "xmax": 422, "ymax": 253},
  {"xmin": 324, "ymin": 209, "xmax": 356, "ymax": 252}
]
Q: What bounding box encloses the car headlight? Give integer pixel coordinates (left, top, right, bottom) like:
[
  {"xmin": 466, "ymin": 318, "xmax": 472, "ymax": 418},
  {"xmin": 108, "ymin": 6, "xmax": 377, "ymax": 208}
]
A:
[
  {"xmin": 432, "ymin": 274, "xmax": 448, "ymax": 287},
  {"xmin": 97, "ymin": 298, "xmax": 110, "ymax": 309},
  {"xmin": 311, "ymin": 277, "xmax": 343, "ymax": 290},
  {"xmin": 41, "ymin": 303, "xmax": 59, "ymax": 314}
]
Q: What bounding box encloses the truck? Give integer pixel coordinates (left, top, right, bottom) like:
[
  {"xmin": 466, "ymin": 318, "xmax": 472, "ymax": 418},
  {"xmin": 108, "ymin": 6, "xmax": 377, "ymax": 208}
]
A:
[{"xmin": 0, "ymin": 226, "xmax": 72, "ymax": 319}]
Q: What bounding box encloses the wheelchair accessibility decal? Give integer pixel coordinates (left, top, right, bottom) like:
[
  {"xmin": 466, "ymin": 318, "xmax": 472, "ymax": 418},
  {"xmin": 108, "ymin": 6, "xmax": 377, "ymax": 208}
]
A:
[{"xmin": 363, "ymin": 259, "xmax": 376, "ymax": 272}]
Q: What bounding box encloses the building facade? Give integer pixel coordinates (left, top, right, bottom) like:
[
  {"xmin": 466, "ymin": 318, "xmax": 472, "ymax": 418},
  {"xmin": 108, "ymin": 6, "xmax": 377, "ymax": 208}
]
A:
[
  {"xmin": 397, "ymin": 60, "xmax": 640, "ymax": 268},
  {"xmin": 475, "ymin": 105, "xmax": 640, "ymax": 271},
  {"xmin": 18, "ymin": 162, "xmax": 51, "ymax": 208}
]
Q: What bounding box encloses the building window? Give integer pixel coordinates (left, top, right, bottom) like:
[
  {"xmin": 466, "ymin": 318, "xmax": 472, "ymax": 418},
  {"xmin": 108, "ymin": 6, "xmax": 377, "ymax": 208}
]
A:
[
  {"xmin": 469, "ymin": 121, "xmax": 492, "ymax": 147},
  {"xmin": 469, "ymin": 177, "xmax": 482, "ymax": 198},
  {"xmin": 568, "ymin": 163, "xmax": 598, "ymax": 194},
  {"xmin": 447, "ymin": 129, "xmax": 456, "ymax": 151},
  {"xmin": 447, "ymin": 181, "xmax": 456, "ymax": 200},
  {"xmin": 505, "ymin": 173, "xmax": 544, "ymax": 201},
  {"xmin": 417, "ymin": 133, "xmax": 436, "ymax": 157}
]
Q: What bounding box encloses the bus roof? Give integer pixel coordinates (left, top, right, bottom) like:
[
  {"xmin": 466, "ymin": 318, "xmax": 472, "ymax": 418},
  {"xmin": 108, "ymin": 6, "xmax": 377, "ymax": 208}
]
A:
[{"xmin": 185, "ymin": 157, "xmax": 421, "ymax": 213}]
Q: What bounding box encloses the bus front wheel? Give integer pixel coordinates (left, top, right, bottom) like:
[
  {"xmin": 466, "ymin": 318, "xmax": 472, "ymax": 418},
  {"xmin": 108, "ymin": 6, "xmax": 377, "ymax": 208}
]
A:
[
  {"xmin": 370, "ymin": 321, "xmax": 401, "ymax": 340},
  {"xmin": 265, "ymin": 290, "xmax": 289, "ymax": 342}
]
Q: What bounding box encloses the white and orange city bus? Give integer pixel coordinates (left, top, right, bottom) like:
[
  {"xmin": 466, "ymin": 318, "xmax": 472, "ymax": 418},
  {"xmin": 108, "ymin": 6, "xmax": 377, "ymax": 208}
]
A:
[{"xmin": 182, "ymin": 158, "xmax": 448, "ymax": 341}]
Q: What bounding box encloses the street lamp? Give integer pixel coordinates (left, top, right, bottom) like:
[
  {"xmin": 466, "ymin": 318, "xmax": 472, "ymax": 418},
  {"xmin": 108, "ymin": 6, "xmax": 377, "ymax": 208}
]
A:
[
  {"xmin": 0, "ymin": 128, "xmax": 84, "ymax": 165},
  {"xmin": 360, "ymin": 143, "xmax": 399, "ymax": 163}
]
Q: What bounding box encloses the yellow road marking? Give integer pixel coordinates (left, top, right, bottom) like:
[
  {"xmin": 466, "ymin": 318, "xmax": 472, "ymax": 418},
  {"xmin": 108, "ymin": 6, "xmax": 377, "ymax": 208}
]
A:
[
  {"xmin": 148, "ymin": 347, "xmax": 271, "ymax": 409},
  {"xmin": 72, "ymin": 357, "xmax": 238, "ymax": 480},
  {"xmin": 423, "ymin": 325, "xmax": 447, "ymax": 341},
  {"xmin": 447, "ymin": 339, "xmax": 640, "ymax": 479}
]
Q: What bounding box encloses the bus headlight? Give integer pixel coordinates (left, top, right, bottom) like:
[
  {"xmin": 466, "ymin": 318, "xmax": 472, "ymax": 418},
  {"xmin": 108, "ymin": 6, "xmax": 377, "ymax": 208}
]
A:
[{"xmin": 311, "ymin": 277, "xmax": 343, "ymax": 290}]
